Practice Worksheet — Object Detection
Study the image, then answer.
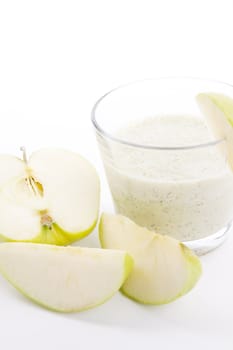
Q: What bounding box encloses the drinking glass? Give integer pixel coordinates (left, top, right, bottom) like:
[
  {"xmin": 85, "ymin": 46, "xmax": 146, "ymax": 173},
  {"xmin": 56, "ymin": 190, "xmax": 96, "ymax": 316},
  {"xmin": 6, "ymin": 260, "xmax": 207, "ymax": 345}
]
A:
[{"xmin": 92, "ymin": 78, "xmax": 233, "ymax": 254}]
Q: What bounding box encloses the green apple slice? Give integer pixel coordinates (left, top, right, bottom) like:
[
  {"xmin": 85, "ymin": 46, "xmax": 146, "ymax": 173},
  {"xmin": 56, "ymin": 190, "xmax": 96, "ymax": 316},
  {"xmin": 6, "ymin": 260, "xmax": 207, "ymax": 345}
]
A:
[
  {"xmin": 99, "ymin": 213, "xmax": 202, "ymax": 305},
  {"xmin": 196, "ymin": 93, "xmax": 233, "ymax": 170},
  {"xmin": 0, "ymin": 243, "xmax": 133, "ymax": 312},
  {"xmin": 0, "ymin": 148, "xmax": 100, "ymax": 244}
]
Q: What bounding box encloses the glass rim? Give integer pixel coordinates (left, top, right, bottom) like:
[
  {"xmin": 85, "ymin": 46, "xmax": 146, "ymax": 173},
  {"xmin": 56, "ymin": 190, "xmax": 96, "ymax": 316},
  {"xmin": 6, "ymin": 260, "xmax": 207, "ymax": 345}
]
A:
[{"xmin": 91, "ymin": 77, "xmax": 232, "ymax": 151}]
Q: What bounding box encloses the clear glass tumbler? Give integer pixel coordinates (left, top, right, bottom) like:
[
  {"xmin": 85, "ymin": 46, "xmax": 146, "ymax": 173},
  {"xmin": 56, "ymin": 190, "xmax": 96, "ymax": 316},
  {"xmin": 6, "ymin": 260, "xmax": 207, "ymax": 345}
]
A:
[{"xmin": 92, "ymin": 78, "xmax": 233, "ymax": 255}]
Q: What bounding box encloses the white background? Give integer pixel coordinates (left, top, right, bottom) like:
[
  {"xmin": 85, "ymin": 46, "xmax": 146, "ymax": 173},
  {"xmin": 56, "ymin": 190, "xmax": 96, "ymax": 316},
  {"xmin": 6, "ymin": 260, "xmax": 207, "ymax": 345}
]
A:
[{"xmin": 0, "ymin": 0, "xmax": 233, "ymax": 349}]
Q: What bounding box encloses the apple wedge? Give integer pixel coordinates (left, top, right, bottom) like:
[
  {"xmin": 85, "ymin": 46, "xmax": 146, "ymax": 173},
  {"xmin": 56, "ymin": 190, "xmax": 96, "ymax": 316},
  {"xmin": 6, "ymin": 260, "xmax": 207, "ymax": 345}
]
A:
[
  {"xmin": 196, "ymin": 93, "xmax": 233, "ymax": 171},
  {"xmin": 0, "ymin": 148, "xmax": 100, "ymax": 244},
  {"xmin": 99, "ymin": 213, "xmax": 202, "ymax": 305},
  {"xmin": 0, "ymin": 243, "xmax": 133, "ymax": 312}
]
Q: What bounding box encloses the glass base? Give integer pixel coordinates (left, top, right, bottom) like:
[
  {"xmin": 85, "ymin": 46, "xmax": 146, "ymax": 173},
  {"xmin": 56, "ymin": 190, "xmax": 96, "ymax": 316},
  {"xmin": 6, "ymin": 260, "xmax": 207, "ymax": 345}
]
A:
[{"xmin": 183, "ymin": 222, "xmax": 232, "ymax": 256}]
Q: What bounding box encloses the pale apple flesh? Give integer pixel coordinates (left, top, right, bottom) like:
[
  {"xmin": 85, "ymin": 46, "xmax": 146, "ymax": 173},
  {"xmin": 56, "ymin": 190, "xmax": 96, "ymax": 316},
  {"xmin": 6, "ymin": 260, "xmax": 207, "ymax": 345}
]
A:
[
  {"xmin": 99, "ymin": 213, "xmax": 202, "ymax": 305},
  {"xmin": 196, "ymin": 93, "xmax": 233, "ymax": 171},
  {"xmin": 0, "ymin": 148, "xmax": 100, "ymax": 244},
  {"xmin": 0, "ymin": 243, "xmax": 133, "ymax": 312}
]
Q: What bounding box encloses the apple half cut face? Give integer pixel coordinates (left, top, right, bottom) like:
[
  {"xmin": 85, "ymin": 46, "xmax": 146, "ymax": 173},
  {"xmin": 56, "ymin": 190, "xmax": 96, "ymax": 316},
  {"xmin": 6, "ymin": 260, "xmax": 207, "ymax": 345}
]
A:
[
  {"xmin": 99, "ymin": 213, "xmax": 202, "ymax": 305},
  {"xmin": 0, "ymin": 243, "xmax": 133, "ymax": 312},
  {"xmin": 0, "ymin": 148, "xmax": 100, "ymax": 244}
]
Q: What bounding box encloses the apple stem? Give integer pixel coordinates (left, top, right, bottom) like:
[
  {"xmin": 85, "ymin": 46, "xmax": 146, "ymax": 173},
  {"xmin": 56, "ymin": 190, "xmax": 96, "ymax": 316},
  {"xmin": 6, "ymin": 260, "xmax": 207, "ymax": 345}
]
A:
[{"xmin": 20, "ymin": 146, "xmax": 28, "ymax": 164}]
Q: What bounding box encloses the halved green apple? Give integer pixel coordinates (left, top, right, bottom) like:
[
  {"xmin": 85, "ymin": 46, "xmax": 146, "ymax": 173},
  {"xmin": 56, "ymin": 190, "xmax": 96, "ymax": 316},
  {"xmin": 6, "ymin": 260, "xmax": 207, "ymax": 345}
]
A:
[
  {"xmin": 0, "ymin": 243, "xmax": 133, "ymax": 312},
  {"xmin": 99, "ymin": 213, "xmax": 202, "ymax": 305},
  {"xmin": 196, "ymin": 93, "xmax": 233, "ymax": 170},
  {"xmin": 0, "ymin": 148, "xmax": 100, "ymax": 244}
]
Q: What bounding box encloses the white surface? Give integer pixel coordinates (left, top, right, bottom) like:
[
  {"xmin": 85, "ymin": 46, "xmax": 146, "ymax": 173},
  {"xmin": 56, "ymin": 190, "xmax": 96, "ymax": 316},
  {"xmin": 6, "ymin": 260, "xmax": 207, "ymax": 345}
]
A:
[{"xmin": 0, "ymin": 0, "xmax": 233, "ymax": 348}]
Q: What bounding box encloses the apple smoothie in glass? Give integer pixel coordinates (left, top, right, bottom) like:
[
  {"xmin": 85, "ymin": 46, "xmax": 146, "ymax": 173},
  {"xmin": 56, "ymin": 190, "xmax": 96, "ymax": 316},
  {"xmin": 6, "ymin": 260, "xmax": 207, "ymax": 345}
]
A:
[{"xmin": 92, "ymin": 78, "xmax": 233, "ymax": 254}]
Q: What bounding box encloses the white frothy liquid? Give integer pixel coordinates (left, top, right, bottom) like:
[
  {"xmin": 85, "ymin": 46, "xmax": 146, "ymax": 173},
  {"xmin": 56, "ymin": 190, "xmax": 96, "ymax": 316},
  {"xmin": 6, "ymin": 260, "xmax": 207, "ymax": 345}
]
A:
[{"xmin": 104, "ymin": 115, "xmax": 233, "ymax": 241}]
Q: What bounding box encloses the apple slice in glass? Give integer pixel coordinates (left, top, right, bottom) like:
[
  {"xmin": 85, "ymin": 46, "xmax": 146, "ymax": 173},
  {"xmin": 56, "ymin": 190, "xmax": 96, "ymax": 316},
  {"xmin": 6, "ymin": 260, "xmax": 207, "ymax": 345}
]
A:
[{"xmin": 197, "ymin": 93, "xmax": 233, "ymax": 171}]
